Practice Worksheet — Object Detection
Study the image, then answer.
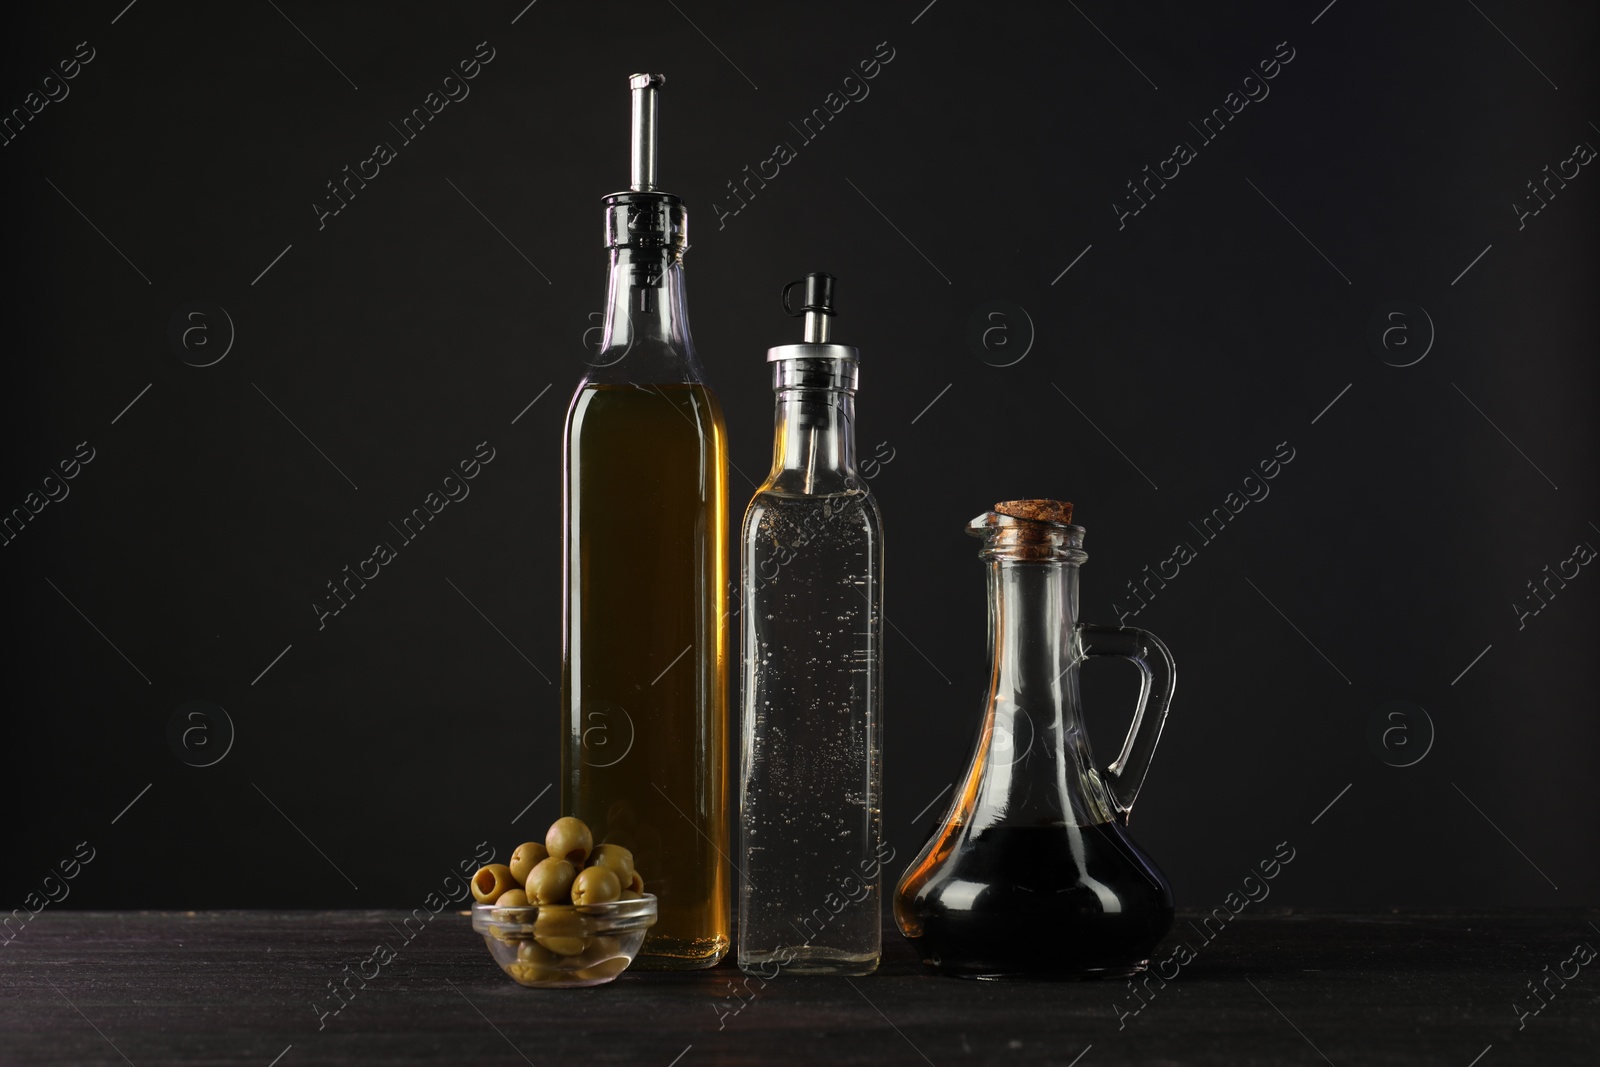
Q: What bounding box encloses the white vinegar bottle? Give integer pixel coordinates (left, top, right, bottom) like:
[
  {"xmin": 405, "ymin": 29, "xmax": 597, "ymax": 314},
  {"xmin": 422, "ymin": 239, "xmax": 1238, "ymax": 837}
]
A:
[{"xmin": 738, "ymin": 273, "xmax": 886, "ymax": 976}]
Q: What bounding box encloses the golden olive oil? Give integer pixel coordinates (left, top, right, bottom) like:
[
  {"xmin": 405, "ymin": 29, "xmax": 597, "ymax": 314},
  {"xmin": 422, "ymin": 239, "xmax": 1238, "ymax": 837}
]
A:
[{"xmin": 561, "ymin": 382, "xmax": 729, "ymax": 968}]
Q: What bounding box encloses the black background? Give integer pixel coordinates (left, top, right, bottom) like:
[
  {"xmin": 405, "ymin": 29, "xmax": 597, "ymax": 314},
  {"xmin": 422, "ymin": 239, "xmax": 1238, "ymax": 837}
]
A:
[{"xmin": 2, "ymin": 0, "xmax": 1595, "ymax": 913}]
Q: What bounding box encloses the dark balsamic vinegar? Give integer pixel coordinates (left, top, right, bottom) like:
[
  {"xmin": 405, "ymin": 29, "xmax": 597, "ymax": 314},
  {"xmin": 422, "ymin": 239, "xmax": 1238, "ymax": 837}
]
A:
[
  {"xmin": 894, "ymin": 506, "xmax": 1181, "ymax": 979},
  {"xmin": 899, "ymin": 823, "xmax": 1174, "ymax": 979}
]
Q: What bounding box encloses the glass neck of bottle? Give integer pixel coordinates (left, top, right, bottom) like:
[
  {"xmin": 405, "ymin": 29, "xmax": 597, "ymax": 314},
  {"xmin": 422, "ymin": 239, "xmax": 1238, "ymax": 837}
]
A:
[
  {"xmin": 598, "ymin": 246, "xmax": 693, "ymax": 360},
  {"xmin": 988, "ymin": 559, "xmax": 1079, "ymax": 713},
  {"xmin": 972, "ymin": 556, "xmax": 1113, "ymax": 827},
  {"xmin": 765, "ymin": 362, "xmax": 858, "ymax": 494}
]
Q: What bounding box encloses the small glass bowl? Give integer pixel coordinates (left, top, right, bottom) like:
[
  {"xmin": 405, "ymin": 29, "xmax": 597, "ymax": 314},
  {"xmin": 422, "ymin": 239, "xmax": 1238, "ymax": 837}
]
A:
[{"xmin": 471, "ymin": 895, "xmax": 657, "ymax": 988}]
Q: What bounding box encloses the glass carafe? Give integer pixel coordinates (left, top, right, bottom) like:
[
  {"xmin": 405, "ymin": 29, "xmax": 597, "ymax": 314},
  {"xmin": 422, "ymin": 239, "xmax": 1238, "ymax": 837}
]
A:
[{"xmin": 894, "ymin": 500, "xmax": 1175, "ymax": 979}]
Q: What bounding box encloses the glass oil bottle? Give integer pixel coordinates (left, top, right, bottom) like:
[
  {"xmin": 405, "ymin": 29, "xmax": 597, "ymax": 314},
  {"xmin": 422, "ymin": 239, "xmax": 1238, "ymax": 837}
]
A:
[
  {"xmin": 739, "ymin": 274, "xmax": 885, "ymax": 976},
  {"xmin": 560, "ymin": 74, "xmax": 729, "ymax": 969}
]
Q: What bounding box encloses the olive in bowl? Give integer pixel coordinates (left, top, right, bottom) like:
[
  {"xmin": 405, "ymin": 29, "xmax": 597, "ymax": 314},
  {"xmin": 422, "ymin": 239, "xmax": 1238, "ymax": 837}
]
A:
[
  {"xmin": 468, "ymin": 816, "xmax": 653, "ymax": 987},
  {"xmin": 470, "ymin": 895, "xmax": 657, "ymax": 988}
]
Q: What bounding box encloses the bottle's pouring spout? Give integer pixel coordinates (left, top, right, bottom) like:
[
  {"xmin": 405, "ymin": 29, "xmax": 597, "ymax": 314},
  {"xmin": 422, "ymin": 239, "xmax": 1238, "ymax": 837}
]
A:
[
  {"xmin": 781, "ymin": 272, "xmax": 837, "ymax": 342},
  {"xmin": 628, "ymin": 73, "xmax": 664, "ymax": 192},
  {"xmin": 602, "ymin": 74, "xmax": 688, "ymax": 349}
]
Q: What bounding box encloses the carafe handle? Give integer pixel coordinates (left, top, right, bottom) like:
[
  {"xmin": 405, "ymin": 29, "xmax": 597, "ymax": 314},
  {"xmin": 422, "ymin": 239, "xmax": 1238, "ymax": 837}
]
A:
[{"xmin": 1076, "ymin": 623, "xmax": 1177, "ymax": 823}]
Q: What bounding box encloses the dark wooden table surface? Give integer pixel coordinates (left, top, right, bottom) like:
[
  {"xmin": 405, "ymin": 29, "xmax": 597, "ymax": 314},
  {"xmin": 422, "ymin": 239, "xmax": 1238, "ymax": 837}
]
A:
[{"xmin": 2, "ymin": 910, "xmax": 1596, "ymax": 1065}]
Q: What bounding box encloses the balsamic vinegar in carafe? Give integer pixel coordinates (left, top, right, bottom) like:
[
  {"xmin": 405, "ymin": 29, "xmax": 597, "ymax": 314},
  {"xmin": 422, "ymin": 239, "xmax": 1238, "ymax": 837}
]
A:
[
  {"xmin": 895, "ymin": 501, "xmax": 1178, "ymax": 979},
  {"xmin": 901, "ymin": 825, "xmax": 1171, "ymax": 977},
  {"xmin": 560, "ymin": 74, "xmax": 729, "ymax": 970}
]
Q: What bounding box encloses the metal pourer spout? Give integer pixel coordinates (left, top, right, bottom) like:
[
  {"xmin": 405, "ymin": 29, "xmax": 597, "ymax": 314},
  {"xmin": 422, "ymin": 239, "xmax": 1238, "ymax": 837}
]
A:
[
  {"xmin": 767, "ymin": 272, "xmax": 858, "ymax": 384},
  {"xmin": 782, "ymin": 272, "xmax": 838, "ymax": 342},
  {"xmin": 629, "ymin": 73, "xmax": 665, "ymax": 192}
]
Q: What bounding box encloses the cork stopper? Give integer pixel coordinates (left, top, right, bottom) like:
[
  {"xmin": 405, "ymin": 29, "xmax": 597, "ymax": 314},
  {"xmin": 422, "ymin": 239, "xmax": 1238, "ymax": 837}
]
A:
[
  {"xmin": 994, "ymin": 499, "xmax": 1074, "ymax": 526},
  {"xmin": 968, "ymin": 499, "xmax": 1083, "ymax": 561}
]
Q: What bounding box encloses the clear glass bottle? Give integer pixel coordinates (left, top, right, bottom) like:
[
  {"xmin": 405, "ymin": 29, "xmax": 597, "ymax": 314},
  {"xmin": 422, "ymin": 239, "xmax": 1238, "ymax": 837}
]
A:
[
  {"xmin": 561, "ymin": 74, "xmax": 729, "ymax": 970},
  {"xmin": 894, "ymin": 501, "xmax": 1176, "ymax": 979},
  {"xmin": 739, "ymin": 273, "xmax": 885, "ymax": 976}
]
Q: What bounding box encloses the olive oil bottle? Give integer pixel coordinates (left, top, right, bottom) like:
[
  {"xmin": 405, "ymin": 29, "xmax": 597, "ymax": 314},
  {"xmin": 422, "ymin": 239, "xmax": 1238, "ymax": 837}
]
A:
[{"xmin": 560, "ymin": 74, "xmax": 730, "ymax": 969}]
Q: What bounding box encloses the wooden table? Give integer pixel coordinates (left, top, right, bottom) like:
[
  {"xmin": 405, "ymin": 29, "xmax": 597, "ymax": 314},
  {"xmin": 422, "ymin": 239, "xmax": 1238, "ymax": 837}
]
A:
[{"xmin": 2, "ymin": 910, "xmax": 1595, "ymax": 1065}]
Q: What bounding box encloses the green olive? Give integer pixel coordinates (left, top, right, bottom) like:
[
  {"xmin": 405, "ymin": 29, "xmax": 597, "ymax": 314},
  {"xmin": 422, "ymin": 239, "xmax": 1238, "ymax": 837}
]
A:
[
  {"xmin": 628, "ymin": 870, "xmax": 644, "ymax": 894},
  {"xmin": 571, "ymin": 866, "xmax": 621, "ymax": 905},
  {"xmin": 508, "ymin": 841, "xmax": 549, "ymax": 884},
  {"xmin": 533, "ymin": 909, "xmax": 586, "ymax": 956},
  {"xmin": 494, "ymin": 888, "xmax": 529, "ymax": 909},
  {"xmin": 545, "ymin": 816, "xmax": 594, "ymax": 865},
  {"xmin": 517, "ymin": 940, "xmax": 561, "ymax": 965},
  {"xmin": 619, "ymin": 889, "xmax": 643, "ymax": 900},
  {"xmin": 526, "ymin": 857, "xmax": 577, "ymax": 905},
  {"xmin": 575, "ymin": 956, "xmax": 629, "ymax": 981},
  {"xmin": 587, "ymin": 844, "xmax": 634, "ymax": 884},
  {"xmin": 537, "ymin": 936, "xmax": 585, "ymax": 957},
  {"xmin": 584, "ymin": 935, "xmax": 622, "ymax": 962},
  {"xmin": 470, "ymin": 864, "xmax": 517, "ymax": 904},
  {"xmin": 505, "ymin": 961, "xmax": 562, "ymax": 985}
]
